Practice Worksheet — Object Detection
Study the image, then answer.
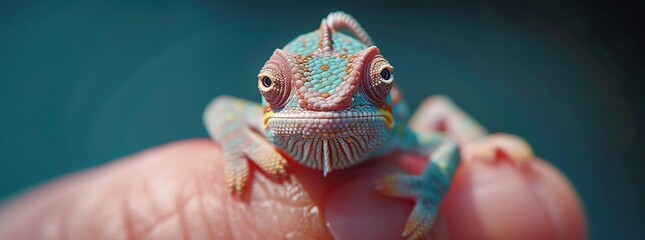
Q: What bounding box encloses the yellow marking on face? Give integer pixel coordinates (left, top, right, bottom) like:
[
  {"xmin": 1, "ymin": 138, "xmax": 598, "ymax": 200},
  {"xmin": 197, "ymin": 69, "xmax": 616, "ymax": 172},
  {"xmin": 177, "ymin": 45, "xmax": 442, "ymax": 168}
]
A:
[
  {"xmin": 378, "ymin": 108, "xmax": 395, "ymax": 129},
  {"xmin": 262, "ymin": 106, "xmax": 274, "ymax": 129}
]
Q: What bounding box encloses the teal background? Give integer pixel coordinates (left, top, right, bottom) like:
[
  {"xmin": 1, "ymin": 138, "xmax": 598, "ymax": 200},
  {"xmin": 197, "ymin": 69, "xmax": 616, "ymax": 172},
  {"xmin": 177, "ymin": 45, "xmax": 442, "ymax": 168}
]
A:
[{"xmin": 1, "ymin": 0, "xmax": 642, "ymax": 238}]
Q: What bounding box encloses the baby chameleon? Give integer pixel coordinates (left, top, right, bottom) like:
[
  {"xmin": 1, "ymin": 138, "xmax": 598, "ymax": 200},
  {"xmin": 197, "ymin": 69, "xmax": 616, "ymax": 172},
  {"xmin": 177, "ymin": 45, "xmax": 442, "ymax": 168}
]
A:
[{"xmin": 204, "ymin": 12, "xmax": 535, "ymax": 239}]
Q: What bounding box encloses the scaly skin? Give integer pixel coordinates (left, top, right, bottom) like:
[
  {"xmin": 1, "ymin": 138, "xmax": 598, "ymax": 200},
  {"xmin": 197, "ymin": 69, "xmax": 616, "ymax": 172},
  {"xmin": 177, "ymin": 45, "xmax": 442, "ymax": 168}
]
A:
[{"xmin": 204, "ymin": 12, "xmax": 535, "ymax": 240}]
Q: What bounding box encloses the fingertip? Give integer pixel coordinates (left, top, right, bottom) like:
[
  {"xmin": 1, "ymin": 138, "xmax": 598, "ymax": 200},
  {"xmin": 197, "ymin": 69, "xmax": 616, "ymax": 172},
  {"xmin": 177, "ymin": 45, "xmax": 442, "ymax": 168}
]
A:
[
  {"xmin": 0, "ymin": 139, "xmax": 330, "ymax": 239},
  {"xmin": 440, "ymin": 159, "xmax": 587, "ymax": 239},
  {"xmin": 529, "ymin": 160, "xmax": 588, "ymax": 240}
]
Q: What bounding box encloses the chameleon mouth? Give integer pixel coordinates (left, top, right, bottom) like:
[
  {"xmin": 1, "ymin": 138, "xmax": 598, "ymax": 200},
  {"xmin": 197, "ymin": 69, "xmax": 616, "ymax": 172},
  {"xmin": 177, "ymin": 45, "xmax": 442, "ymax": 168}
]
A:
[
  {"xmin": 263, "ymin": 108, "xmax": 394, "ymax": 131},
  {"xmin": 263, "ymin": 108, "xmax": 394, "ymax": 174}
]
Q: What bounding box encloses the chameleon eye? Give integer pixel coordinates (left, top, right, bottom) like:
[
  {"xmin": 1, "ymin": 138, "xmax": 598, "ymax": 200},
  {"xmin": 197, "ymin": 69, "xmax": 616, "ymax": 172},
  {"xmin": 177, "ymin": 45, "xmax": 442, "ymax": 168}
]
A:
[
  {"xmin": 258, "ymin": 49, "xmax": 293, "ymax": 108},
  {"xmin": 378, "ymin": 66, "xmax": 394, "ymax": 84},
  {"xmin": 261, "ymin": 76, "xmax": 273, "ymax": 88},
  {"xmin": 380, "ymin": 68, "xmax": 391, "ymax": 80},
  {"xmin": 362, "ymin": 54, "xmax": 394, "ymax": 104},
  {"xmin": 258, "ymin": 74, "xmax": 276, "ymax": 91}
]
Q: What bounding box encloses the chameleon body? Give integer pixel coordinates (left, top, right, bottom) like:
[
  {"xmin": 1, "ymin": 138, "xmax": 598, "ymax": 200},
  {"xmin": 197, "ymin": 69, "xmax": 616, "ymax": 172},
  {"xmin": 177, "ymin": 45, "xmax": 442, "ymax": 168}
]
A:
[{"xmin": 204, "ymin": 12, "xmax": 534, "ymax": 239}]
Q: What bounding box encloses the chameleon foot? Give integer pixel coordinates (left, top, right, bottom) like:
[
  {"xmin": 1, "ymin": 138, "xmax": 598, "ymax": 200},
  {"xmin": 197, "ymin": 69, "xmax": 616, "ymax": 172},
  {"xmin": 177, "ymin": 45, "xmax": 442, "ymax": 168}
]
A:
[
  {"xmin": 244, "ymin": 131, "xmax": 290, "ymax": 179},
  {"xmin": 225, "ymin": 130, "xmax": 290, "ymax": 197},
  {"xmin": 204, "ymin": 96, "xmax": 289, "ymax": 197},
  {"xmin": 376, "ymin": 141, "xmax": 460, "ymax": 240},
  {"xmin": 222, "ymin": 132, "xmax": 289, "ymax": 197},
  {"xmin": 465, "ymin": 133, "xmax": 534, "ymax": 165},
  {"xmin": 223, "ymin": 149, "xmax": 251, "ymax": 197}
]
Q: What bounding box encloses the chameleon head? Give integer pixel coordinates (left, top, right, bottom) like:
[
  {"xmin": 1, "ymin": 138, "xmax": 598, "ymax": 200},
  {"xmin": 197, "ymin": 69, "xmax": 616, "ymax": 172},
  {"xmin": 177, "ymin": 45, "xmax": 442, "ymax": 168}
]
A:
[{"xmin": 258, "ymin": 15, "xmax": 395, "ymax": 175}]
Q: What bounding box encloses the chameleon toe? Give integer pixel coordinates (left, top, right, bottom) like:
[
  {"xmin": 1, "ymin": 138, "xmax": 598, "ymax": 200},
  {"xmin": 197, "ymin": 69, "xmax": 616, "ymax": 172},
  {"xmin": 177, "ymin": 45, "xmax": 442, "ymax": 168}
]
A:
[{"xmin": 375, "ymin": 173, "xmax": 420, "ymax": 198}]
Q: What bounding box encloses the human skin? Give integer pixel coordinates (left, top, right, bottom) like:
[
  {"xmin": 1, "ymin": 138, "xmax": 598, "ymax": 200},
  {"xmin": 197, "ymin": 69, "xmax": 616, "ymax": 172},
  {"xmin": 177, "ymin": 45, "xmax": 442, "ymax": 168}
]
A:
[{"xmin": 0, "ymin": 139, "xmax": 587, "ymax": 239}]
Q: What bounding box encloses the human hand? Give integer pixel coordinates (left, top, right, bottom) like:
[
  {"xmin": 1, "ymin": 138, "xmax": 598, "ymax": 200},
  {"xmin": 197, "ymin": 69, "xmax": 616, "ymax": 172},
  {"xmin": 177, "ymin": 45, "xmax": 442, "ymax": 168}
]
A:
[{"xmin": 0, "ymin": 139, "xmax": 586, "ymax": 239}]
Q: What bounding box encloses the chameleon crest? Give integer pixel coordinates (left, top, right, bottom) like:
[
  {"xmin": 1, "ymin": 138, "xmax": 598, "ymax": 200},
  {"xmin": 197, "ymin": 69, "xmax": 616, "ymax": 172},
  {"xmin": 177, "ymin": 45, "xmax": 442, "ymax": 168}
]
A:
[{"xmin": 258, "ymin": 12, "xmax": 396, "ymax": 175}]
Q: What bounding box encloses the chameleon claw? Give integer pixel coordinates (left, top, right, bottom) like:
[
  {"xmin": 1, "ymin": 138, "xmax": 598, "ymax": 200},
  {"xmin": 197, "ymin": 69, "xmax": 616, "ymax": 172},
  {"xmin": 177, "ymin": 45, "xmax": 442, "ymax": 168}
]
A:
[
  {"xmin": 230, "ymin": 132, "xmax": 291, "ymax": 184},
  {"xmin": 375, "ymin": 173, "xmax": 419, "ymax": 198},
  {"xmin": 268, "ymin": 154, "xmax": 290, "ymax": 180},
  {"xmin": 232, "ymin": 183, "xmax": 245, "ymax": 199},
  {"xmin": 224, "ymin": 152, "xmax": 251, "ymax": 198},
  {"xmin": 378, "ymin": 173, "xmax": 441, "ymax": 240},
  {"xmin": 377, "ymin": 141, "xmax": 459, "ymax": 240},
  {"xmin": 401, "ymin": 200, "xmax": 435, "ymax": 240},
  {"xmin": 377, "ymin": 172, "xmax": 444, "ymax": 240},
  {"xmin": 277, "ymin": 163, "xmax": 289, "ymax": 178},
  {"xmin": 269, "ymin": 163, "xmax": 289, "ymax": 181}
]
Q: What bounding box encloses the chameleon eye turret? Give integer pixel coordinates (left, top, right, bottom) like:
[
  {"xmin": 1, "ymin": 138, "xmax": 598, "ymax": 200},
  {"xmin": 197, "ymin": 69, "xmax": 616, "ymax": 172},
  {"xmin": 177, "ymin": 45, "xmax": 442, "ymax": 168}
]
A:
[
  {"xmin": 362, "ymin": 51, "xmax": 394, "ymax": 104},
  {"xmin": 258, "ymin": 49, "xmax": 293, "ymax": 108}
]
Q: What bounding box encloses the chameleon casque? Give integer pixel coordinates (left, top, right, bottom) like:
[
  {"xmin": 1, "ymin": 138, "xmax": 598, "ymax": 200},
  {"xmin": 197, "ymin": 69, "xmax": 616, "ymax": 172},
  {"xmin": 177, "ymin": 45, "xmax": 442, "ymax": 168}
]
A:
[{"xmin": 204, "ymin": 11, "xmax": 534, "ymax": 239}]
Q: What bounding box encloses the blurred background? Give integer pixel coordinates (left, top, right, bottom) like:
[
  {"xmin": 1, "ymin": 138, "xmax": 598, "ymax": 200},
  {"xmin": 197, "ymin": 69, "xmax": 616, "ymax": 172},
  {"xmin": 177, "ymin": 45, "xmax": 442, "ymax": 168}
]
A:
[{"xmin": 0, "ymin": 0, "xmax": 642, "ymax": 238}]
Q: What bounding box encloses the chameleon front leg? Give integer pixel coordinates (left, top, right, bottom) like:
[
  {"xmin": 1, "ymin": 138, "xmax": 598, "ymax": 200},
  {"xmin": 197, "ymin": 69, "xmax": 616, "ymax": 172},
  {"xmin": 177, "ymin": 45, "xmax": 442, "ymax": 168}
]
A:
[
  {"xmin": 203, "ymin": 96, "xmax": 288, "ymax": 196},
  {"xmin": 376, "ymin": 95, "xmax": 536, "ymax": 239},
  {"xmin": 377, "ymin": 136, "xmax": 460, "ymax": 240},
  {"xmin": 410, "ymin": 95, "xmax": 534, "ymax": 164}
]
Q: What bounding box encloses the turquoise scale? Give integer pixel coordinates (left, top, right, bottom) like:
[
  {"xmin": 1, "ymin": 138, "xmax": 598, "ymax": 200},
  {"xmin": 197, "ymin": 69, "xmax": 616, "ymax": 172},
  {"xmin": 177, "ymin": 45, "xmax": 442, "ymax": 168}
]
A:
[
  {"xmin": 284, "ymin": 31, "xmax": 366, "ymax": 55},
  {"xmin": 284, "ymin": 31, "xmax": 367, "ymax": 98}
]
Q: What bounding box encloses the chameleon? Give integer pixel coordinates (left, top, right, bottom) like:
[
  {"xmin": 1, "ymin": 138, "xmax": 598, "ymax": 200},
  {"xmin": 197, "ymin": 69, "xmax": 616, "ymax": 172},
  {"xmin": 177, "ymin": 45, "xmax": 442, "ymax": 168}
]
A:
[{"xmin": 204, "ymin": 11, "xmax": 535, "ymax": 239}]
